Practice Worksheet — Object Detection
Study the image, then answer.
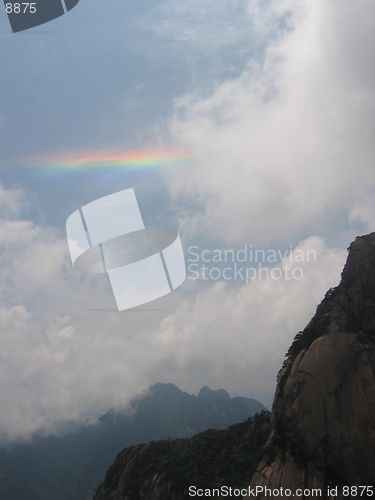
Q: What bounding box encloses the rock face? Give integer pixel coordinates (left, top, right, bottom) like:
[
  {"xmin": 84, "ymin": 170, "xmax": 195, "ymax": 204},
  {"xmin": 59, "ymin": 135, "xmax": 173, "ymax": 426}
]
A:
[
  {"xmin": 94, "ymin": 412, "xmax": 270, "ymax": 500},
  {"xmin": 249, "ymin": 234, "xmax": 375, "ymax": 497}
]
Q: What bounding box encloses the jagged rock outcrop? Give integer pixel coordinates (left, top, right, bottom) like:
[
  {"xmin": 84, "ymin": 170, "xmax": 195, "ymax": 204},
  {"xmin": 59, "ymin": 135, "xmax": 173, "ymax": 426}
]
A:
[{"xmin": 248, "ymin": 234, "xmax": 375, "ymax": 497}]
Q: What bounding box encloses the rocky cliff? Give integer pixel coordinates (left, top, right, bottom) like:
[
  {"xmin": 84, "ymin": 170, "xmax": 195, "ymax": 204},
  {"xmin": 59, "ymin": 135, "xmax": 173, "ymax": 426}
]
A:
[
  {"xmin": 249, "ymin": 234, "xmax": 375, "ymax": 497},
  {"xmin": 94, "ymin": 411, "xmax": 270, "ymax": 500}
]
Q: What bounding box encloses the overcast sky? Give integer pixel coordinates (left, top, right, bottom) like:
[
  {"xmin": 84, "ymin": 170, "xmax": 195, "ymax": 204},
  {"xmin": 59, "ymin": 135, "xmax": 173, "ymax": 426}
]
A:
[{"xmin": 0, "ymin": 0, "xmax": 374, "ymax": 442}]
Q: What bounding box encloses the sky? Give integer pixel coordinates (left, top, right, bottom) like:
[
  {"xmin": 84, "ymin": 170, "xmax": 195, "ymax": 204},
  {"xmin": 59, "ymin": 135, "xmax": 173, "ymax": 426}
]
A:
[{"xmin": 0, "ymin": 0, "xmax": 374, "ymax": 442}]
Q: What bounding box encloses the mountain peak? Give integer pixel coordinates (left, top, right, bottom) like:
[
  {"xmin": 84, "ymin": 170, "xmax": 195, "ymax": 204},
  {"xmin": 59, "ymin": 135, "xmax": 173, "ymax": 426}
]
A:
[
  {"xmin": 343, "ymin": 232, "xmax": 375, "ymax": 284},
  {"xmin": 284, "ymin": 232, "xmax": 375, "ymax": 365},
  {"xmin": 149, "ymin": 382, "xmax": 182, "ymax": 394},
  {"xmin": 197, "ymin": 386, "xmax": 231, "ymax": 401}
]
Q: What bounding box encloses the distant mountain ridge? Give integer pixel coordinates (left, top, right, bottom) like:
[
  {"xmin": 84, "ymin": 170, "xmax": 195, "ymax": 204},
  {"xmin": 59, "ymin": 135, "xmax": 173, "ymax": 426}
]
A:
[
  {"xmin": 0, "ymin": 383, "xmax": 266, "ymax": 500},
  {"xmin": 197, "ymin": 385, "xmax": 231, "ymax": 401}
]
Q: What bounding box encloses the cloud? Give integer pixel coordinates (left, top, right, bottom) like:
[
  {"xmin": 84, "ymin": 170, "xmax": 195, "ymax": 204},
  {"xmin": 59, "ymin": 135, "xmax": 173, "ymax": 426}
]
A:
[
  {"xmin": 0, "ymin": 210, "xmax": 68, "ymax": 304},
  {"xmin": 349, "ymin": 192, "xmax": 375, "ymax": 234},
  {"xmin": 0, "ymin": 179, "xmax": 347, "ymax": 440},
  {"xmin": 166, "ymin": 0, "xmax": 375, "ymax": 245},
  {"xmin": 1, "ymin": 0, "xmax": 374, "ymax": 442},
  {"xmin": 146, "ymin": 236, "xmax": 347, "ymax": 404},
  {"xmin": 0, "ymin": 306, "xmax": 76, "ymax": 441},
  {"xmin": 141, "ymin": 0, "xmax": 254, "ymax": 56},
  {"xmin": 0, "ymin": 183, "xmax": 26, "ymax": 218}
]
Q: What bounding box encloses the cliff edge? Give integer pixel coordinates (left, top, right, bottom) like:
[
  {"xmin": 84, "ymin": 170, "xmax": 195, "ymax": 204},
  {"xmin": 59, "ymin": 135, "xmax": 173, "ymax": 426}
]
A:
[{"xmin": 249, "ymin": 234, "xmax": 375, "ymax": 497}]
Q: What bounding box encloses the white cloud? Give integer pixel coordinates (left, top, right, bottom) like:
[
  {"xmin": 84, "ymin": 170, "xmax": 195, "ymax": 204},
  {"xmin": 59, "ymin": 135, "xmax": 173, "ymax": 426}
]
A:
[
  {"xmin": 0, "ymin": 184, "xmax": 347, "ymax": 440},
  {"xmin": 0, "ymin": 214, "xmax": 68, "ymax": 304},
  {"xmin": 166, "ymin": 0, "xmax": 375, "ymax": 245},
  {"xmin": 146, "ymin": 236, "xmax": 347, "ymax": 405},
  {"xmin": 349, "ymin": 192, "xmax": 375, "ymax": 234},
  {"xmin": 0, "ymin": 183, "xmax": 26, "ymax": 218}
]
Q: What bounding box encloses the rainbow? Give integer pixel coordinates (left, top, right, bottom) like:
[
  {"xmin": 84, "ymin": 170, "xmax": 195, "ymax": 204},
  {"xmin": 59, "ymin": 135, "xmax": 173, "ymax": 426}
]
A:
[{"xmin": 32, "ymin": 149, "xmax": 193, "ymax": 173}]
